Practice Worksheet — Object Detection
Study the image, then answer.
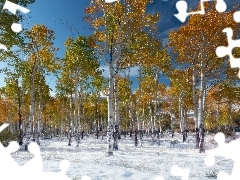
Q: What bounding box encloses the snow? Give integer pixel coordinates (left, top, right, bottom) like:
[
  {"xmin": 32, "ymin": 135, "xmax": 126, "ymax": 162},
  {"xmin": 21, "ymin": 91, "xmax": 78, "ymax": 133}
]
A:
[{"xmin": 10, "ymin": 133, "xmax": 236, "ymax": 180}]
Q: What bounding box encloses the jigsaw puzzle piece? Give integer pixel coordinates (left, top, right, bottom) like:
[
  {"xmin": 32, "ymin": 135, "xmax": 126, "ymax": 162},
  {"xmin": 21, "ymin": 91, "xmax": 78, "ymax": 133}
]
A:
[
  {"xmin": 205, "ymin": 133, "xmax": 240, "ymax": 179},
  {"xmin": 21, "ymin": 142, "xmax": 43, "ymax": 180},
  {"xmin": 171, "ymin": 165, "xmax": 190, "ymax": 180},
  {"xmin": 0, "ymin": 129, "xmax": 20, "ymax": 180},
  {"xmin": 174, "ymin": 1, "xmax": 189, "ymax": 23},
  {"xmin": 216, "ymin": 28, "xmax": 240, "ymax": 78},
  {"xmin": 81, "ymin": 175, "xmax": 92, "ymax": 180},
  {"xmin": 215, "ymin": 0, "xmax": 227, "ymax": 12},
  {"xmin": 234, "ymin": 11, "xmax": 240, "ymax": 23},
  {"xmin": 175, "ymin": 0, "xmax": 227, "ymax": 23},
  {"xmin": 217, "ymin": 171, "xmax": 233, "ymax": 180},
  {"xmin": 3, "ymin": 0, "xmax": 30, "ymax": 15}
]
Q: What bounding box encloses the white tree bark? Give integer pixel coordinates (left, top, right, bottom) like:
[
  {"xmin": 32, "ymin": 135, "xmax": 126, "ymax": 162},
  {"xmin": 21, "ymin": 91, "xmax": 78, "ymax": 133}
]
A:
[
  {"xmin": 154, "ymin": 72, "xmax": 159, "ymax": 133},
  {"xmin": 179, "ymin": 95, "xmax": 184, "ymax": 133},
  {"xmin": 74, "ymin": 78, "xmax": 79, "ymax": 133},
  {"xmin": 107, "ymin": 64, "xmax": 115, "ymax": 155},
  {"xmin": 103, "ymin": 6, "xmax": 125, "ymax": 155},
  {"xmin": 68, "ymin": 92, "xmax": 73, "ymax": 146},
  {"xmin": 192, "ymin": 66, "xmax": 198, "ymax": 129},
  {"xmin": 114, "ymin": 63, "xmax": 120, "ymax": 149},
  {"xmin": 198, "ymin": 58, "xmax": 206, "ymax": 127},
  {"xmin": 37, "ymin": 84, "xmax": 42, "ymax": 145}
]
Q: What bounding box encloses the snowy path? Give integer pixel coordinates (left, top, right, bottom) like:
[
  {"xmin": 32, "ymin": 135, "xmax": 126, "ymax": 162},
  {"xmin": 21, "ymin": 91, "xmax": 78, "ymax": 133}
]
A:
[{"xmin": 11, "ymin": 133, "xmax": 234, "ymax": 180}]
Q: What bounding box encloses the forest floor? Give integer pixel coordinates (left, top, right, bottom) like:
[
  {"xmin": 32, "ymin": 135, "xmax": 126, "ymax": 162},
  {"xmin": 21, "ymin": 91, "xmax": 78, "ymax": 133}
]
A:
[{"xmin": 10, "ymin": 132, "xmax": 238, "ymax": 180}]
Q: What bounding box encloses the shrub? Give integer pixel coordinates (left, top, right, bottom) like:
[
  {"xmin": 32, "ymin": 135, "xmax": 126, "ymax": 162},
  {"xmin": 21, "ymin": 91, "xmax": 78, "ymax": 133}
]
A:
[{"xmin": 0, "ymin": 128, "xmax": 18, "ymax": 147}]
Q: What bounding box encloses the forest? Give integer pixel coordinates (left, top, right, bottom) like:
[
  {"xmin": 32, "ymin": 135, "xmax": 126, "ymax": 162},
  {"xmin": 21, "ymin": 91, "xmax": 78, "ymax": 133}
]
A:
[{"xmin": 0, "ymin": 0, "xmax": 240, "ymax": 156}]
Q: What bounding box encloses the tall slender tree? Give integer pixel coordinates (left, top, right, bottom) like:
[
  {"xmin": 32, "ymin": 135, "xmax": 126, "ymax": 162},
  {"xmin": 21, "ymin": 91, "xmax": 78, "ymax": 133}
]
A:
[
  {"xmin": 85, "ymin": 0, "xmax": 166, "ymax": 155},
  {"xmin": 168, "ymin": 1, "xmax": 240, "ymax": 152}
]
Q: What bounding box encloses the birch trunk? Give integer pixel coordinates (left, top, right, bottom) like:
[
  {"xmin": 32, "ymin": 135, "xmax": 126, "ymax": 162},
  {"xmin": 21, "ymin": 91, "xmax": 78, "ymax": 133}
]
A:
[
  {"xmin": 192, "ymin": 66, "xmax": 198, "ymax": 129},
  {"xmin": 198, "ymin": 42, "xmax": 206, "ymax": 152},
  {"xmin": 74, "ymin": 79, "xmax": 78, "ymax": 133},
  {"xmin": 217, "ymin": 103, "xmax": 220, "ymax": 131},
  {"xmin": 228, "ymin": 102, "xmax": 232, "ymax": 128},
  {"xmin": 136, "ymin": 66, "xmax": 143, "ymax": 146},
  {"xmin": 16, "ymin": 79, "xmax": 23, "ymax": 146},
  {"xmin": 150, "ymin": 104, "xmax": 154, "ymax": 143},
  {"xmin": 74, "ymin": 79, "xmax": 79, "ymax": 147},
  {"xmin": 107, "ymin": 64, "xmax": 115, "ymax": 155},
  {"xmin": 129, "ymin": 97, "xmax": 134, "ymax": 137},
  {"xmin": 113, "ymin": 65, "xmax": 120, "ymax": 150},
  {"xmin": 37, "ymin": 84, "xmax": 42, "ymax": 145},
  {"xmin": 68, "ymin": 92, "xmax": 73, "ymax": 146},
  {"xmin": 60, "ymin": 96, "xmax": 65, "ymax": 139},
  {"xmin": 198, "ymin": 59, "xmax": 206, "ymax": 127},
  {"xmin": 153, "ymin": 72, "xmax": 158, "ymax": 144},
  {"xmin": 29, "ymin": 53, "xmax": 38, "ymax": 142},
  {"xmin": 29, "ymin": 74, "xmax": 36, "ymax": 139},
  {"xmin": 76, "ymin": 96, "xmax": 81, "ymax": 147},
  {"xmin": 103, "ymin": 8, "xmax": 124, "ymax": 155},
  {"xmin": 179, "ymin": 96, "xmax": 184, "ymax": 133}
]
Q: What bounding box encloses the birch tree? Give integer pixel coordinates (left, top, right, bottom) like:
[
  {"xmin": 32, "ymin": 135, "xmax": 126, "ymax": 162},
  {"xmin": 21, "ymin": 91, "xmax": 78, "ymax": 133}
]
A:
[
  {"xmin": 85, "ymin": 0, "xmax": 162, "ymax": 155},
  {"xmin": 58, "ymin": 36, "xmax": 100, "ymax": 146},
  {"xmin": 21, "ymin": 25, "xmax": 59, "ymax": 144},
  {"xmin": 168, "ymin": 1, "xmax": 240, "ymax": 152}
]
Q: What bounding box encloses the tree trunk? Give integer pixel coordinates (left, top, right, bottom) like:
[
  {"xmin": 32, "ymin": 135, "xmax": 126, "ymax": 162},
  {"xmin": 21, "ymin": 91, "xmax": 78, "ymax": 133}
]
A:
[
  {"xmin": 107, "ymin": 64, "xmax": 115, "ymax": 156},
  {"xmin": 192, "ymin": 66, "xmax": 198, "ymax": 128},
  {"xmin": 16, "ymin": 79, "xmax": 23, "ymax": 146},
  {"xmin": 29, "ymin": 74, "xmax": 35, "ymax": 141},
  {"xmin": 179, "ymin": 95, "xmax": 184, "ymax": 133},
  {"xmin": 60, "ymin": 96, "xmax": 65, "ymax": 139},
  {"xmin": 217, "ymin": 103, "xmax": 220, "ymax": 131},
  {"xmin": 153, "ymin": 71, "xmax": 159, "ymax": 145},
  {"xmin": 74, "ymin": 79, "xmax": 79, "ymax": 147},
  {"xmin": 113, "ymin": 67, "xmax": 119, "ymax": 150},
  {"xmin": 136, "ymin": 66, "xmax": 143, "ymax": 146},
  {"xmin": 198, "ymin": 47, "xmax": 206, "ymax": 152},
  {"xmin": 228, "ymin": 101, "xmax": 232, "ymax": 128},
  {"xmin": 68, "ymin": 92, "xmax": 73, "ymax": 146},
  {"xmin": 37, "ymin": 84, "xmax": 43, "ymax": 145},
  {"xmin": 150, "ymin": 104, "xmax": 154, "ymax": 144}
]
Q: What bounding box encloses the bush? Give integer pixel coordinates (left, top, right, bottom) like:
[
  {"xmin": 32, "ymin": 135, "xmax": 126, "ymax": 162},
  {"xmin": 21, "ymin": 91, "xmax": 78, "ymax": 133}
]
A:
[
  {"xmin": 0, "ymin": 129, "xmax": 18, "ymax": 147},
  {"xmin": 223, "ymin": 130, "xmax": 234, "ymax": 138}
]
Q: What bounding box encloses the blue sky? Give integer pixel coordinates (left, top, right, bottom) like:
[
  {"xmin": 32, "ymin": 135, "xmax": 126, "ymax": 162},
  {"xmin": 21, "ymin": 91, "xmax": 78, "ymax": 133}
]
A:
[
  {"xmin": 26, "ymin": 0, "xmax": 93, "ymax": 93},
  {"xmin": 0, "ymin": 0, "xmax": 174, "ymax": 93},
  {"xmin": 0, "ymin": 0, "xmax": 95, "ymax": 92},
  {"xmin": 0, "ymin": 0, "xmax": 236, "ymax": 94}
]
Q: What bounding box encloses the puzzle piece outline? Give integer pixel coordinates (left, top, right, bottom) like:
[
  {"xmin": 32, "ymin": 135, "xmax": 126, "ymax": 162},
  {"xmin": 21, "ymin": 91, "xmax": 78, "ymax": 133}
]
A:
[
  {"xmin": 174, "ymin": 0, "xmax": 227, "ymax": 23},
  {"xmin": 0, "ymin": 123, "xmax": 73, "ymax": 180},
  {"xmin": 205, "ymin": 132, "xmax": 240, "ymax": 180},
  {"xmin": 215, "ymin": 10, "xmax": 240, "ymax": 78}
]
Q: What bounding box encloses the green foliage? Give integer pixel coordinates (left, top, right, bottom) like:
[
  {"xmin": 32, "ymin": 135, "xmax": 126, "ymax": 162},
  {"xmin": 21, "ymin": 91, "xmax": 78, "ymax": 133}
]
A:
[{"xmin": 0, "ymin": 0, "xmax": 35, "ymax": 53}]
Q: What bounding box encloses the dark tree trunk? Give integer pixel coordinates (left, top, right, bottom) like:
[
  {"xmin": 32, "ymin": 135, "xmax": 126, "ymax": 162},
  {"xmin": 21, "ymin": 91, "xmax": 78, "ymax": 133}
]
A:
[
  {"xmin": 195, "ymin": 128, "xmax": 200, "ymax": 149},
  {"xmin": 36, "ymin": 131, "xmax": 40, "ymax": 145},
  {"xmin": 113, "ymin": 125, "xmax": 119, "ymax": 150},
  {"xmin": 157, "ymin": 129, "xmax": 160, "ymax": 146},
  {"xmin": 130, "ymin": 129, "xmax": 133, "ymax": 137},
  {"xmin": 76, "ymin": 130, "xmax": 81, "ymax": 147},
  {"xmin": 134, "ymin": 129, "xmax": 138, "ymax": 147},
  {"xmin": 81, "ymin": 130, "xmax": 84, "ymax": 139},
  {"xmin": 68, "ymin": 129, "xmax": 72, "ymax": 146},
  {"xmin": 97, "ymin": 130, "xmax": 99, "ymax": 139},
  {"xmin": 25, "ymin": 132, "xmax": 31, "ymax": 150},
  {"xmin": 183, "ymin": 129, "xmax": 188, "ymax": 143},
  {"xmin": 199, "ymin": 124, "xmax": 205, "ymax": 153}
]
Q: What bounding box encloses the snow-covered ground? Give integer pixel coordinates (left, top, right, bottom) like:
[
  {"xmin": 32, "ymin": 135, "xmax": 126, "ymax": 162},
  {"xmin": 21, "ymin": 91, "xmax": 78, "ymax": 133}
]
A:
[{"xmin": 11, "ymin": 133, "xmax": 236, "ymax": 180}]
